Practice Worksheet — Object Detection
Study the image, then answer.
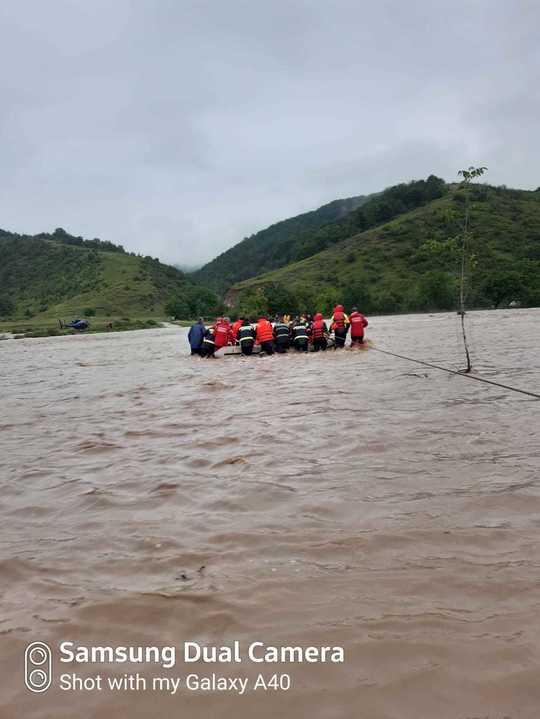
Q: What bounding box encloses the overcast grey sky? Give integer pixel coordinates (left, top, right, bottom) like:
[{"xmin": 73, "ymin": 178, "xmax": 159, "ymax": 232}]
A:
[{"xmin": 1, "ymin": 1, "xmax": 539, "ymax": 266}]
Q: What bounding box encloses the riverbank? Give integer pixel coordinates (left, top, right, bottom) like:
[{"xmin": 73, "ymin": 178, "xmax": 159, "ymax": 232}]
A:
[
  {"xmin": 1, "ymin": 305, "xmax": 530, "ymax": 341},
  {"xmin": 0, "ymin": 317, "xmax": 192, "ymax": 340}
]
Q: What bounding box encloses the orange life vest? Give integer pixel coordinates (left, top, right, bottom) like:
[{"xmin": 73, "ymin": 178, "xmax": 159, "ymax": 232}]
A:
[
  {"xmin": 311, "ymin": 313, "xmax": 326, "ymax": 339},
  {"xmin": 256, "ymin": 319, "xmax": 274, "ymax": 344},
  {"xmin": 232, "ymin": 319, "xmax": 243, "ymax": 339},
  {"xmin": 333, "ymin": 312, "xmax": 345, "ymax": 329}
]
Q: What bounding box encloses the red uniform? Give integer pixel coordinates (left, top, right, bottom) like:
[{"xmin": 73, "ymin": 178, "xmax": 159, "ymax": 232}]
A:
[
  {"xmin": 255, "ymin": 318, "xmax": 274, "ymax": 355},
  {"xmin": 349, "ymin": 311, "xmax": 368, "ymax": 346},
  {"xmin": 330, "ymin": 304, "xmax": 349, "ymax": 330},
  {"xmin": 311, "ymin": 312, "xmax": 328, "ymax": 352},
  {"xmin": 255, "ymin": 318, "xmax": 274, "ymax": 344},
  {"xmin": 349, "ymin": 311, "xmax": 368, "ymax": 338},
  {"xmin": 213, "ymin": 318, "xmax": 233, "ymax": 348},
  {"xmin": 232, "ymin": 319, "xmax": 243, "ymax": 340},
  {"xmin": 311, "ymin": 313, "xmax": 327, "ymax": 339},
  {"xmin": 330, "ymin": 305, "xmax": 350, "ymax": 348}
]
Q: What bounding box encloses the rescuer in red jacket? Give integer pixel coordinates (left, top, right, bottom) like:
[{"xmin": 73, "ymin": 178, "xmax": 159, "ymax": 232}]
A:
[
  {"xmin": 255, "ymin": 316, "xmax": 275, "ymax": 355},
  {"xmin": 330, "ymin": 304, "xmax": 350, "ymax": 348},
  {"xmin": 231, "ymin": 318, "xmax": 243, "ymax": 342},
  {"xmin": 349, "ymin": 307, "xmax": 369, "ymax": 346},
  {"xmin": 311, "ymin": 312, "xmax": 328, "ymax": 351},
  {"xmin": 213, "ymin": 317, "xmax": 233, "ymax": 350}
]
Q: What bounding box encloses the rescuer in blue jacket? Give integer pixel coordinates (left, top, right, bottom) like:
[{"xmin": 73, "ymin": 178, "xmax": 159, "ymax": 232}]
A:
[{"xmin": 188, "ymin": 318, "xmax": 206, "ymax": 355}]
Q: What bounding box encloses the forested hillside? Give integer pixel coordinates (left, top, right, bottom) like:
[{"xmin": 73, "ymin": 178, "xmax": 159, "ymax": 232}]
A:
[
  {"xmin": 0, "ymin": 228, "xmax": 221, "ymax": 321},
  {"xmin": 192, "ymin": 194, "xmax": 370, "ymax": 293},
  {"xmin": 229, "ymin": 183, "xmax": 540, "ymax": 316},
  {"xmin": 193, "ymin": 176, "xmax": 451, "ymax": 294},
  {"xmin": 3, "ymin": 179, "xmax": 539, "ymax": 325}
]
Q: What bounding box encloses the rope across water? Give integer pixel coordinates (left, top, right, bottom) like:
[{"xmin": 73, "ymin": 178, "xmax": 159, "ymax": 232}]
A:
[{"xmin": 370, "ymin": 346, "xmax": 540, "ymax": 400}]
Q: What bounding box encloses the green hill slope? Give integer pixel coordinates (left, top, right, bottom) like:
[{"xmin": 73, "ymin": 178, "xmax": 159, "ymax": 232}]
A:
[
  {"xmin": 0, "ymin": 228, "xmax": 220, "ymax": 323},
  {"xmin": 192, "ymin": 193, "xmax": 371, "ymax": 293},
  {"xmin": 229, "ymin": 184, "xmax": 540, "ymax": 316}
]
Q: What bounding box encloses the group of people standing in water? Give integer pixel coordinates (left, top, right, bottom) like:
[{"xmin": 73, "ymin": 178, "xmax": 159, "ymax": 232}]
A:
[{"xmin": 187, "ymin": 305, "xmax": 368, "ymax": 358}]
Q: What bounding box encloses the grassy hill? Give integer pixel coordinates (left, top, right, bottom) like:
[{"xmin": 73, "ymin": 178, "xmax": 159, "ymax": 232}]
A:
[
  {"xmin": 229, "ymin": 183, "xmax": 540, "ymax": 316},
  {"xmin": 4, "ymin": 179, "xmax": 538, "ymax": 331},
  {"xmin": 192, "ymin": 193, "xmax": 371, "ymax": 293},
  {"xmin": 0, "ymin": 228, "xmax": 221, "ymax": 328}
]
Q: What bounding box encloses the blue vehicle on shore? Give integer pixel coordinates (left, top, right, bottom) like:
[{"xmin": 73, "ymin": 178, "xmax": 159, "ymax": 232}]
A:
[{"xmin": 58, "ymin": 318, "xmax": 90, "ymax": 331}]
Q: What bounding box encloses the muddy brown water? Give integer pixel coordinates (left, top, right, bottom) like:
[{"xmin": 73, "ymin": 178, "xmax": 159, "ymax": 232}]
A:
[{"xmin": 1, "ymin": 309, "xmax": 539, "ymax": 718}]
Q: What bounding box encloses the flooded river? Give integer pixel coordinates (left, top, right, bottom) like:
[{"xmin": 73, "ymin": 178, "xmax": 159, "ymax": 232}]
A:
[{"xmin": 1, "ymin": 309, "xmax": 539, "ymax": 718}]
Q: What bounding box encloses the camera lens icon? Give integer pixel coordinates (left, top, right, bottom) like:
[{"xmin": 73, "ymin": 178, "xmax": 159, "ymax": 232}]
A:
[
  {"xmin": 29, "ymin": 646, "xmax": 48, "ymax": 665},
  {"xmin": 25, "ymin": 642, "xmax": 52, "ymax": 693},
  {"xmin": 28, "ymin": 669, "xmax": 48, "ymax": 689}
]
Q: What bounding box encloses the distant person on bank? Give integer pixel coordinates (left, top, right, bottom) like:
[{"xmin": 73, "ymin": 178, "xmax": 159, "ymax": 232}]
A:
[{"xmin": 188, "ymin": 318, "xmax": 206, "ymax": 355}]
